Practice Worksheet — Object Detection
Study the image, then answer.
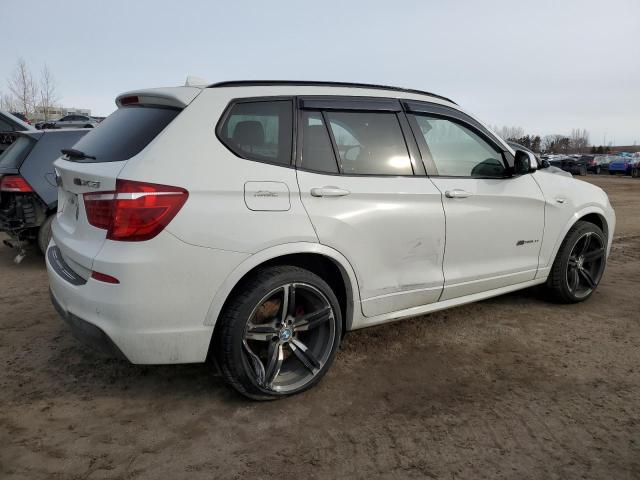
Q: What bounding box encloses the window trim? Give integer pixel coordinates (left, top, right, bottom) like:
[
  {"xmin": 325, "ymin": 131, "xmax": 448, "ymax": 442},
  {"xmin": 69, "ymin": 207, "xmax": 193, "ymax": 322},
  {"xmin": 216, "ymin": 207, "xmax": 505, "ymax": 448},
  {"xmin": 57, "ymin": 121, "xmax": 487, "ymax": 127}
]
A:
[
  {"xmin": 215, "ymin": 96, "xmax": 297, "ymax": 169},
  {"xmin": 295, "ymin": 96, "xmax": 421, "ymax": 177},
  {"xmin": 403, "ymin": 101, "xmax": 515, "ymax": 179}
]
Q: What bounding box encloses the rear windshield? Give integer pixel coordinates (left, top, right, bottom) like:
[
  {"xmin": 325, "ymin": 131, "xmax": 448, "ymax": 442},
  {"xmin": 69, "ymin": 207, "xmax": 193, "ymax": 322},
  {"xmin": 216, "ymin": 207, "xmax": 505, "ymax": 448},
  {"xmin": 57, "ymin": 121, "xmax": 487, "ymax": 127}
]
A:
[
  {"xmin": 69, "ymin": 106, "xmax": 180, "ymax": 162},
  {"xmin": 0, "ymin": 136, "xmax": 36, "ymax": 169}
]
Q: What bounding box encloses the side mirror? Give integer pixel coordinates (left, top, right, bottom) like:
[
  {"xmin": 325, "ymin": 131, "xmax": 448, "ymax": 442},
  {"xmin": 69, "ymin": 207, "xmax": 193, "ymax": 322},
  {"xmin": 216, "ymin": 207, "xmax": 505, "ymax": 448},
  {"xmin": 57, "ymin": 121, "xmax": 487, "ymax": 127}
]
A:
[
  {"xmin": 514, "ymin": 149, "xmax": 537, "ymax": 175},
  {"xmin": 540, "ymin": 159, "xmax": 550, "ymax": 169}
]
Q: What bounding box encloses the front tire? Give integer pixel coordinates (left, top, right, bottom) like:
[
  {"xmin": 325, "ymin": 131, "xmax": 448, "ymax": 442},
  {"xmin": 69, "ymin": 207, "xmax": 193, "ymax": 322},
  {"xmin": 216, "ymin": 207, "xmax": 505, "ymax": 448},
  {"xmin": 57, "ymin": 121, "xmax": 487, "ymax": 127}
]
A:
[
  {"xmin": 546, "ymin": 221, "xmax": 606, "ymax": 303},
  {"xmin": 215, "ymin": 266, "xmax": 342, "ymax": 400}
]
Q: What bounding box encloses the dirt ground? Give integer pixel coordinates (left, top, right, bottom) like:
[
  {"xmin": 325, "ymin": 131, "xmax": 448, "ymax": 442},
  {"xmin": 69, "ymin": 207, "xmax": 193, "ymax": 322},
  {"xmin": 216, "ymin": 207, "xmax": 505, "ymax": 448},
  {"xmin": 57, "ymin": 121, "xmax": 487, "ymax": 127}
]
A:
[{"xmin": 1, "ymin": 175, "xmax": 639, "ymax": 480}]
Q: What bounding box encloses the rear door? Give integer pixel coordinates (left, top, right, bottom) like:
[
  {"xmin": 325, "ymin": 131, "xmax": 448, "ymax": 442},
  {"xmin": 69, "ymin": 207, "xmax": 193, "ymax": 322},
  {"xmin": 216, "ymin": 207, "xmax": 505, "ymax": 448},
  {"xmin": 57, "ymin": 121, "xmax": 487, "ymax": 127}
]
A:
[
  {"xmin": 295, "ymin": 97, "xmax": 445, "ymax": 317},
  {"xmin": 405, "ymin": 101, "xmax": 545, "ymax": 300},
  {"xmin": 52, "ymin": 104, "xmax": 182, "ymax": 275}
]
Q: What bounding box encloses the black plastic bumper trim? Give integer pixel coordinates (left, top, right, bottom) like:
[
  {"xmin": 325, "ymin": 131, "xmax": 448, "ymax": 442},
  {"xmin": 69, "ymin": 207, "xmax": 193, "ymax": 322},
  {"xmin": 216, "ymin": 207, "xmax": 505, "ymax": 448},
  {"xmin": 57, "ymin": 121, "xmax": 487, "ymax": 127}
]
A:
[
  {"xmin": 49, "ymin": 290, "xmax": 128, "ymax": 361},
  {"xmin": 47, "ymin": 246, "xmax": 87, "ymax": 286}
]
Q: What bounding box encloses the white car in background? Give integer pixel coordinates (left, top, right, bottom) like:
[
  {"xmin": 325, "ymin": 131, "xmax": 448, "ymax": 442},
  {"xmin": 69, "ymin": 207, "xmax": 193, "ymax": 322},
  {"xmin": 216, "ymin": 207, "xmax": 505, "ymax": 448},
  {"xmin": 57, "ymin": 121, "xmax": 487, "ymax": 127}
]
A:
[{"xmin": 47, "ymin": 81, "xmax": 615, "ymax": 400}]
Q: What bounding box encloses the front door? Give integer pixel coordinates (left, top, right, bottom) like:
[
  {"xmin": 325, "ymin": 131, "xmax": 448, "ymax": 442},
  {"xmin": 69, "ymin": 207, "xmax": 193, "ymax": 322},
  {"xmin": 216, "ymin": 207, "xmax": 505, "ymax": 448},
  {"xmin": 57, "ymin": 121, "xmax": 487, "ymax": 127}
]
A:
[
  {"xmin": 295, "ymin": 99, "xmax": 445, "ymax": 317},
  {"xmin": 406, "ymin": 105, "xmax": 545, "ymax": 300}
]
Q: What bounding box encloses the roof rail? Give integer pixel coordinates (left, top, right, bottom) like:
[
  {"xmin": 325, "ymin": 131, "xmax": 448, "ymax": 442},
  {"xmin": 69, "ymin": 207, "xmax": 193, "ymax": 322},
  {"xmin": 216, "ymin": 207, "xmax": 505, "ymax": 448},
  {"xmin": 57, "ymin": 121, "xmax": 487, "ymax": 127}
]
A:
[{"xmin": 207, "ymin": 80, "xmax": 456, "ymax": 105}]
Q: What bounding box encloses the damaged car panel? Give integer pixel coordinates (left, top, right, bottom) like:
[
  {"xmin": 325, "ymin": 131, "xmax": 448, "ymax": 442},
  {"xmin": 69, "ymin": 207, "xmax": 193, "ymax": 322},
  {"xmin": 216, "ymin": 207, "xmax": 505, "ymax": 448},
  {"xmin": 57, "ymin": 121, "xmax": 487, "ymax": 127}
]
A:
[{"xmin": 0, "ymin": 129, "xmax": 88, "ymax": 262}]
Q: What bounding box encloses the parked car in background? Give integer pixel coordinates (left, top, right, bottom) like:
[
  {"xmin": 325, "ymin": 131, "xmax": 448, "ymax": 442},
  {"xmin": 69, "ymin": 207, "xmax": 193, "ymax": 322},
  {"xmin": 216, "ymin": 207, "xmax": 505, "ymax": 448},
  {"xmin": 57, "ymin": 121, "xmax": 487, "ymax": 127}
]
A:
[
  {"xmin": 546, "ymin": 155, "xmax": 588, "ymax": 176},
  {"xmin": 36, "ymin": 115, "xmax": 99, "ymax": 130},
  {"xmin": 631, "ymin": 158, "xmax": 640, "ymax": 178},
  {"xmin": 0, "ymin": 129, "xmax": 88, "ymax": 263},
  {"xmin": 608, "ymin": 156, "xmax": 635, "ymax": 175},
  {"xmin": 579, "ymin": 155, "xmax": 607, "ymax": 174},
  {"xmin": 1, "ymin": 110, "xmax": 36, "ymax": 155},
  {"xmin": 47, "ymin": 80, "xmax": 615, "ymax": 400}
]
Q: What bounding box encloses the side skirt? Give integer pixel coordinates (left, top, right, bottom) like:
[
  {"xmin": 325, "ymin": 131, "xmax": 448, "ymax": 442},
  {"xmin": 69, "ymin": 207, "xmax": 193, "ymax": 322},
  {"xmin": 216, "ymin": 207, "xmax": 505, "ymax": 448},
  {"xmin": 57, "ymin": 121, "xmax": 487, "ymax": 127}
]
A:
[{"xmin": 351, "ymin": 276, "xmax": 548, "ymax": 331}]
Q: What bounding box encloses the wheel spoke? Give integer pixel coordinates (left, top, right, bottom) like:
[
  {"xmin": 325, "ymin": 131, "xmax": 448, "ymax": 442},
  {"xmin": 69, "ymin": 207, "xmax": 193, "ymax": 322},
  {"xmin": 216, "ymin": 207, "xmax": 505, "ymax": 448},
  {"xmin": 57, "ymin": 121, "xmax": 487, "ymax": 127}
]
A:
[
  {"xmin": 568, "ymin": 256, "xmax": 578, "ymax": 267},
  {"xmin": 568, "ymin": 267, "xmax": 579, "ymax": 292},
  {"xmin": 286, "ymin": 284, "xmax": 297, "ymax": 318},
  {"xmin": 245, "ymin": 321, "xmax": 279, "ymax": 341},
  {"xmin": 293, "ymin": 306, "xmax": 332, "ymax": 332},
  {"xmin": 290, "ymin": 338, "xmax": 321, "ymax": 373},
  {"xmin": 583, "ymin": 248, "xmax": 605, "ymax": 262},
  {"xmin": 578, "ymin": 268, "xmax": 596, "ymax": 289},
  {"xmin": 264, "ymin": 341, "xmax": 284, "ymax": 389},
  {"xmin": 578, "ymin": 233, "xmax": 592, "ymax": 256},
  {"xmin": 243, "ymin": 340, "xmax": 265, "ymax": 385}
]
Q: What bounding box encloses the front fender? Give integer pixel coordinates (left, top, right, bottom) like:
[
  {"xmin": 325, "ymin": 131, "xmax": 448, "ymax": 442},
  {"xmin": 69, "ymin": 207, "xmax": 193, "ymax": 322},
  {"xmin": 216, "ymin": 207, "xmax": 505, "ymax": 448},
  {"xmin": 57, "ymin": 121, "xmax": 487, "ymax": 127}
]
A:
[
  {"xmin": 539, "ymin": 203, "xmax": 615, "ymax": 279},
  {"xmin": 203, "ymin": 242, "xmax": 362, "ymax": 330}
]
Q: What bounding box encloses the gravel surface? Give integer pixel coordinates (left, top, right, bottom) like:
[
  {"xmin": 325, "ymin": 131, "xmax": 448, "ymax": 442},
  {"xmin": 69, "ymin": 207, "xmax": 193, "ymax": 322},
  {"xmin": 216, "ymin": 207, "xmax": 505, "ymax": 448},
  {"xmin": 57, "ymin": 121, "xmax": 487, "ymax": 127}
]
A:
[{"xmin": 1, "ymin": 175, "xmax": 639, "ymax": 479}]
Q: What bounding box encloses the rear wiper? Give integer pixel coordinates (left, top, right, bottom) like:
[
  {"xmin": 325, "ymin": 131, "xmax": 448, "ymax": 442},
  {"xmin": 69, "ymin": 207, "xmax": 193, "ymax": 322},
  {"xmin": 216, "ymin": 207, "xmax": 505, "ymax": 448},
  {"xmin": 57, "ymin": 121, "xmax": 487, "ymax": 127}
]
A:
[{"xmin": 61, "ymin": 148, "xmax": 96, "ymax": 160}]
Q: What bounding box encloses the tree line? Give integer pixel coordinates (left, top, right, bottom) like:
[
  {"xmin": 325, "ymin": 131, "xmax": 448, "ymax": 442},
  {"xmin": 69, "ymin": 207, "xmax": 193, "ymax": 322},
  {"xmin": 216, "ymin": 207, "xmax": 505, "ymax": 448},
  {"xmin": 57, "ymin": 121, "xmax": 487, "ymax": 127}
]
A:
[
  {"xmin": 492, "ymin": 126, "xmax": 597, "ymax": 154},
  {"xmin": 1, "ymin": 58, "xmax": 59, "ymax": 121}
]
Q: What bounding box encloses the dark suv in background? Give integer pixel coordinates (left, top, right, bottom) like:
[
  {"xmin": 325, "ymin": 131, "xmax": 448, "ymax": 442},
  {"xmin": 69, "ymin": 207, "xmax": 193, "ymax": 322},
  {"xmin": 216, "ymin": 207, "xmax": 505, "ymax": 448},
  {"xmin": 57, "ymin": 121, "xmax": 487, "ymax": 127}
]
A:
[{"xmin": 0, "ymin": 129, "xmax": 87, "ymax": 262}]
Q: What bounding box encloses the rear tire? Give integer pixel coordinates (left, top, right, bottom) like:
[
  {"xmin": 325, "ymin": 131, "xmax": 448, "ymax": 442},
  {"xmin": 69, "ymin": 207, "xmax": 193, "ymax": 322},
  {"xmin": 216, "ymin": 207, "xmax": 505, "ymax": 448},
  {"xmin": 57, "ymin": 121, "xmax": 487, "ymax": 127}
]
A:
[
  {"xmin": 580, "ymin": 166, "xmax": 587, "ymax": 176},
  {"xmin": 37, "ymin": 214, "xmax": 54, "ymax": 255},
  {"xmin": 632, "ymin": 167, "xmax": 639, "ymax": 178},
  {"xmin": 595, "ymin": 166, "xmax": 601, "ymax": 175},
  {"xmin": 546, "ymin": 221, "xmax": 606, "ymax": 303},
  {"xmin": 215, "ymin": 266, "xmax": 342, "ymax": 400}
]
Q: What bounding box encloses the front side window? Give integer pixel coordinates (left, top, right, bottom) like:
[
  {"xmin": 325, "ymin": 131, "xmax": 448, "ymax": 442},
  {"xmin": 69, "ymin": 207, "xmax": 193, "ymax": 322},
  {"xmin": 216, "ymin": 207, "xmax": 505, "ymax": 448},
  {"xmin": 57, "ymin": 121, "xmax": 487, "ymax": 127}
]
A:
[
  {"xmin": 324, "ymin": 111, "xmax": 412, "ymax": 175},
  {"xmin": 413, "ymin": 115, "xmax": 506, "ymax": 177},
  {"xmin": 219, "ymin": 100, "xmax": 293, "ymax": 166}
]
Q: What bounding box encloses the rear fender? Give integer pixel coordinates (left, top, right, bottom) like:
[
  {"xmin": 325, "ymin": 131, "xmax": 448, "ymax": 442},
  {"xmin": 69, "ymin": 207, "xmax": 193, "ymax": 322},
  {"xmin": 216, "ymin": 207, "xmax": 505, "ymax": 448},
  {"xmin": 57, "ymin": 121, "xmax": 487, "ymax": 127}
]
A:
[{"xmin": 204, "ymin": 242, "xmax": 362, "ymax": 330}]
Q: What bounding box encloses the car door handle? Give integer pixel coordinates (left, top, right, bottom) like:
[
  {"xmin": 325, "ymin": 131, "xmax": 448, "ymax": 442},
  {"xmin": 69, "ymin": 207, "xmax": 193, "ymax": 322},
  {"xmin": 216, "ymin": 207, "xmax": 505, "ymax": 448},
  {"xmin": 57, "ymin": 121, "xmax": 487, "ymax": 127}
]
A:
[
  {"xmin": 444, "ymin": 189, "xmax": 473, "ymax": 199},
  {"xmin": 310, "ymin": 186, "xmax": 350, "ymax": 197}
]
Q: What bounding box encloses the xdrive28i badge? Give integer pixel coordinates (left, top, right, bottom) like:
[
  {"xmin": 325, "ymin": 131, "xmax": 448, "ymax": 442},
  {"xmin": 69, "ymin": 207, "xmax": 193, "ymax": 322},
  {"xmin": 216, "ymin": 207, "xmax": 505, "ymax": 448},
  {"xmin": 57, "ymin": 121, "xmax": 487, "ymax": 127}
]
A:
[{"xmin": 516, "ymin": 239, "xmax": 539, "ymax": 246}]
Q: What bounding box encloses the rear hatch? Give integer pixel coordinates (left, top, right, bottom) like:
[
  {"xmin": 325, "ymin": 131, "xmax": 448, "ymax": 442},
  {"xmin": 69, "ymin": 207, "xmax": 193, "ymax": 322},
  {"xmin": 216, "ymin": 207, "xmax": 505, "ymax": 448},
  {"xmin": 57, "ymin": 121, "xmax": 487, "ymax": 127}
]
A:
[
  {"xmin": 52, "ymin": 92, "xmax": 195, "ymax": 276},
  {"xmin": 0, "ymin": 134, "xmax": 39, "ymax": 207}
]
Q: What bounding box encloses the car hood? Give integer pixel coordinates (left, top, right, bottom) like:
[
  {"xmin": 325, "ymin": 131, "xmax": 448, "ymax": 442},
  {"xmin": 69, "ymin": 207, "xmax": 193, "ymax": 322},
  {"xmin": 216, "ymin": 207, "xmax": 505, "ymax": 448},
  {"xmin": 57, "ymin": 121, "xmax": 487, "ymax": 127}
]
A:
[{"xmin": 545, "ymin": 166, "xmax": 573, "ymax": 177}]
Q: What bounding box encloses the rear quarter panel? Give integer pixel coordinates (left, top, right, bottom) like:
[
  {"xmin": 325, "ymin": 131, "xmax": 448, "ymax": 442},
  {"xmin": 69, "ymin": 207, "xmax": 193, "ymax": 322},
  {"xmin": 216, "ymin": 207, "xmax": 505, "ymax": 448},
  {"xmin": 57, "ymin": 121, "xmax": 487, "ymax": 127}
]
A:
[{"xmin": 117, "ymin": 89, "xmax": 318, "ymax": 253}]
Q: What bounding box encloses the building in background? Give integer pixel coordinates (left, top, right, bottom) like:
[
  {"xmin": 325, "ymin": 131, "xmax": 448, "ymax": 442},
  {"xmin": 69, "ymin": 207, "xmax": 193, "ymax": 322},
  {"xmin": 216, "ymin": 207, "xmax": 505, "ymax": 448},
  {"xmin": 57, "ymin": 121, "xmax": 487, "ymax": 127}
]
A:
[{"xmin": 31, "ymin": 105, "xmax": 91, "ymax": 122}]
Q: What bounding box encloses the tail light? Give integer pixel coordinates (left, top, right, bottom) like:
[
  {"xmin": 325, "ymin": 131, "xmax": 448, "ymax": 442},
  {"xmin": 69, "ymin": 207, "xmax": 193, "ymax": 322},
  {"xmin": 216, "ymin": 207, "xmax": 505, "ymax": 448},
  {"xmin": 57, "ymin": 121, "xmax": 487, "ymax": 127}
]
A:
[
  {"xmin": 0, "ymin": 175, "xmax": 34, "ymax": 192},
  {"xmin": 84, "ymin": 179, "xmax": 188, "ymax": 241}
]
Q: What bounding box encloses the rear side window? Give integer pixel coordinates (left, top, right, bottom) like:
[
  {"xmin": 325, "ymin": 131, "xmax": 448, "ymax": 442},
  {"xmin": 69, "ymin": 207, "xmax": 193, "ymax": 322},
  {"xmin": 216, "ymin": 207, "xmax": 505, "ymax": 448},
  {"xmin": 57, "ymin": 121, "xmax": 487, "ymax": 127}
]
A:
[
  {"xmin": 0, "ymin": 136, "xmax": 35, "ymax": 168},
  {"xmin": 324, "ymin": 111, "xmax": 412, "ymax": 175},
  {"xmin": 218, "ymin": 100, "xmax": 293, "ymax": 166},
  {"xmin": 69, "ymin": 106, "xmax": 180, "ymax": 162}
]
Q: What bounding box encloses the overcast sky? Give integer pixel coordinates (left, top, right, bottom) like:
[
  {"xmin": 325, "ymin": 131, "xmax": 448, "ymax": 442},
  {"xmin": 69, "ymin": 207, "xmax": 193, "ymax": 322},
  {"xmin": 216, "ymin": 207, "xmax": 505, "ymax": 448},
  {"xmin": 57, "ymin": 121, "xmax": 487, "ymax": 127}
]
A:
[{"xmin": 2, "ymin": 0, "xmax": 639, "ymax": 145}]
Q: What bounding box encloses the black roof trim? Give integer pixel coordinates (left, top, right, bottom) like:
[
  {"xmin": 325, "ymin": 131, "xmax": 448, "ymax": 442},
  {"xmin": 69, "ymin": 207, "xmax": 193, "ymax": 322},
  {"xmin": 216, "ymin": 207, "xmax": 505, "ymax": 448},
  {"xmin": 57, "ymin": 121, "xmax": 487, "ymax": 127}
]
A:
[{"xmin": 207, "ymin": 80, "xmax": 456, "ymax": 105}]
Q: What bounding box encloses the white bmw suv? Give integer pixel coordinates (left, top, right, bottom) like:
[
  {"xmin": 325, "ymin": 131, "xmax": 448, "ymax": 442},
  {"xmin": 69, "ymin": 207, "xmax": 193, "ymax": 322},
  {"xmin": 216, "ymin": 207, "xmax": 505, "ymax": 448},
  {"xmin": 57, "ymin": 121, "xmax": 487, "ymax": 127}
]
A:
[{"xmin": 47, "ymin": 81, "xmax": 615, "ymax": 400}]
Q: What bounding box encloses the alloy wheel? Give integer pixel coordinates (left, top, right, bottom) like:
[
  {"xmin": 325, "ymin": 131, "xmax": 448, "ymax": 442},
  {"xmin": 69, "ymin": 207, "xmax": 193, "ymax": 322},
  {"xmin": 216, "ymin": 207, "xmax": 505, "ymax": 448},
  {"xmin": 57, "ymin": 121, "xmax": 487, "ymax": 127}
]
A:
[
  {"xmin": 242, "ymin": 283, "xmax": 336, "ymax": 393},
  {"xmin": 565, "ymin": 232, "xmax": 606, "ymax": 299}
]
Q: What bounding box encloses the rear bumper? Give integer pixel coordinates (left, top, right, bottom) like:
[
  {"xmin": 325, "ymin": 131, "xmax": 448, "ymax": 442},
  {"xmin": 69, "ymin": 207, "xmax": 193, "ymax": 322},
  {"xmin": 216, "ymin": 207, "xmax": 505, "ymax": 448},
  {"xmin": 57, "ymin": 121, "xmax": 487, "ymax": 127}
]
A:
[
  {"xmin": 46, "ymin": 231, "xmax": 248, "ymax": 364},
  {"xmin": 50, "ymin": 289, "xmax": 128, "ymax": 360}
]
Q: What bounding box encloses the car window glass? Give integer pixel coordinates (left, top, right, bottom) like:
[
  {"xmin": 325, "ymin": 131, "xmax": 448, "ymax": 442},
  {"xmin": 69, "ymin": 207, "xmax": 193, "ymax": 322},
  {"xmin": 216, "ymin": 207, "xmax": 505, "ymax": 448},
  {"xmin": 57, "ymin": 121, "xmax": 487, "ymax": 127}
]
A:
[
  {"xmin": 301, "ymin": 112, "xmax": 338, "ymax": 173},
  {"xmin": 413, "ymin": 115, "xmax": 505, "ymax": 177},
  {"xmin": 325, "ymin": 111, "xmax": 412, "ymax": 175},
  {"xmin": 70, "ymin": 106, "xmax": 180, "ymax": 162},
  {"xmin": 0, "ymin": 119, "xmax": 13, "ymax": 131},
  {"xmin": 0, "ymin": 136, "xmax": 35, "ymax": 168},
  {"xmin": 220, "ymin": 100, "xmax": 293, "ymax": 166}
]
